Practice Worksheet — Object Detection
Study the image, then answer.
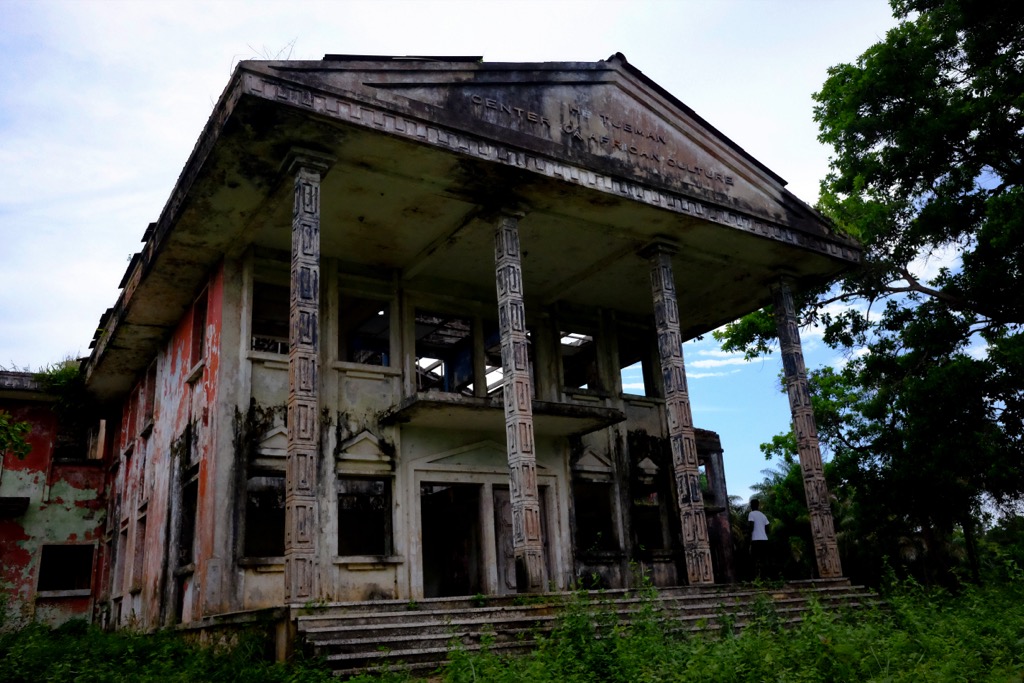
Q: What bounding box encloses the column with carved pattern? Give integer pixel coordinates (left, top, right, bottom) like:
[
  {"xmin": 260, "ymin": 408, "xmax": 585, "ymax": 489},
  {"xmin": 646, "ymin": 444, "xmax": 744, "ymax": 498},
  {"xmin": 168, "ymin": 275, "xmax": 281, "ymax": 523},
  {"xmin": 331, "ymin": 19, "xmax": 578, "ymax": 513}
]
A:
[
  {"xmin": 772, "ymin": 280, "xmax": 843, "ymax": 578},
  {"xmin": 494, "ymin": 214, "xmax": 546, "ymax": 593},
  {"xmin": 642, "ymin": 243, "xmax": 715, "ymax": 585},
  {"xmin": 284, "ymin": 154, "xmax": 330, "ymax": 603}
]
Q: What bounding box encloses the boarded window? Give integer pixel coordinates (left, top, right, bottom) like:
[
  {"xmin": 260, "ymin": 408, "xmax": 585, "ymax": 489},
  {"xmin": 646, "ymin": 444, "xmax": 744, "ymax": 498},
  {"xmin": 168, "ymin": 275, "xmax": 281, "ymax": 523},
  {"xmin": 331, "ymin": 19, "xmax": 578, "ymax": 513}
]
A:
[
  {"xmin": 244, "ymin": 472, "xmax": 285, "ymax": 557},
  {"xmin": 38, "ymin": 544, "xmax": 94, "ymax": 592},
  {"xmin": 114, "ymin": 528, "xmax": 128, "ymax": 595},
  {"xmin": 337, "ymin": 477, "xmax": 391, "ymax": 556},
  {"xmin": 340, "ymin": 296, "xmax": 390, "ymax": 366},
  {"xmin": 251, "ymin": 282, "xmax": 289, "ymax": 354},
  {"xmin": 131, "ymin": 516, "xmax": 147, "ymax": 591}
]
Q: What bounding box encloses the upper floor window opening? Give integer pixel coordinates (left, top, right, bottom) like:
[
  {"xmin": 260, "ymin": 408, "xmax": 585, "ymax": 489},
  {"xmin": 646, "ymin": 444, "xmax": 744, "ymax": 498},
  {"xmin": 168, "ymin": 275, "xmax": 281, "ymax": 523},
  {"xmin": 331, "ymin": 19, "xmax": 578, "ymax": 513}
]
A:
[
  {"xmin": 415, "ymin": 311, "xmax": 473, "ymax": 394},
  {"xmin": 340, "ymin": 295, "xmax": 391, "ymax": 366},
  {"xmin": 618, "ymin": 326, "xmax": 658, "ymax": 398},
  {"xmin": 251, "ymin": 281, "xmax": 289, "ymax": 355},
  {"xmin": 190, "ymin": 288, "xmax": 209, "ymax": 367},
  {"xmin": 561, "ymin": 330, "xmax": 602, "ymax": 391}
]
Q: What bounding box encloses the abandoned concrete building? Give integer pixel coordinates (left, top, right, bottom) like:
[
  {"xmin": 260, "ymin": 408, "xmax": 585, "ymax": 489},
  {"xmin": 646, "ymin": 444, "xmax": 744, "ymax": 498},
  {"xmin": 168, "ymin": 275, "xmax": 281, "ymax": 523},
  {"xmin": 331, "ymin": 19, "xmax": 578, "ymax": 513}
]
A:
[{"xmin": 1, "ymin": 54, "xmax": 860, "ymax": 632}]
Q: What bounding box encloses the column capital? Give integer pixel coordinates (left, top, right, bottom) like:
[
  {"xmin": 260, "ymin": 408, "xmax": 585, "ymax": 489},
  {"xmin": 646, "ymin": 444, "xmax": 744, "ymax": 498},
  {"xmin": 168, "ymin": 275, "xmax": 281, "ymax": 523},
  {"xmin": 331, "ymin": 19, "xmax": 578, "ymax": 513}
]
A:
[
  {"xmin": 638, "ymin": 238, "xmax": 679, "ymax": 260},
  {"xmin": 282, "ymin": 148, "xmax": 336, "ymax": 177},
  {"xmin": 770, "ymin": 277, "xmax": 798, "ymax": 295}
]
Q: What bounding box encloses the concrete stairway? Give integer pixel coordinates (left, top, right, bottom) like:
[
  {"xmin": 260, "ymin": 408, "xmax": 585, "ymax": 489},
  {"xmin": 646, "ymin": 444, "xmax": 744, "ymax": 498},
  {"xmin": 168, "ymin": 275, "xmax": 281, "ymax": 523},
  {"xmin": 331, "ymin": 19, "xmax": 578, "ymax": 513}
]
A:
[{"xmin": 294, "ymin": 579, "xmax": 879, "ymax": 678}]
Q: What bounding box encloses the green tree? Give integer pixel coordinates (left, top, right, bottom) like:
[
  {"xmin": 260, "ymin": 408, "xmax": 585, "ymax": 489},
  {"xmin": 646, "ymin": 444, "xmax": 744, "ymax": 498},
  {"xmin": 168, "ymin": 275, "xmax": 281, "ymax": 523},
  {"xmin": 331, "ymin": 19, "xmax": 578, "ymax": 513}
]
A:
[{"xmin": 718, "ymin": 0, "xmax": 1024, "ymax": 586}]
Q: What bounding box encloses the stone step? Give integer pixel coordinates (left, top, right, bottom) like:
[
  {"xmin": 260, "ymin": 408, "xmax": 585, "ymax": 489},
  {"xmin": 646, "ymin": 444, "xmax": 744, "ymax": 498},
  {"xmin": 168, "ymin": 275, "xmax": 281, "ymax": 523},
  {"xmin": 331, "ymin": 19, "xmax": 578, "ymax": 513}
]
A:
[
  {"xmin": 296, "ymin": 586, "xmax": 874, "ymax": 634},
  {"xmin": 307, "ymin": 597, "xmax": 879, "ymax": 657},
  {"xmin": 294, "ymin": 582, "xmax": 880, "ymax": 677}
]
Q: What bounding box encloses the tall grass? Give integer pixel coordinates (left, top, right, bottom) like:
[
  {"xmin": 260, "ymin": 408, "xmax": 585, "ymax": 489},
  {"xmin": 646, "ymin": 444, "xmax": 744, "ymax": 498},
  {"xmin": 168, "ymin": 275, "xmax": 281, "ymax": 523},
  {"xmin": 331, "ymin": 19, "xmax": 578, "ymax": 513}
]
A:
[
  {"xmin": 2, "ymin": 579, "xmax": 1022, "ymax": 682},
  {"xmin": 441, "ymin": 578, "xmax": 1024, "ymax": 683}
]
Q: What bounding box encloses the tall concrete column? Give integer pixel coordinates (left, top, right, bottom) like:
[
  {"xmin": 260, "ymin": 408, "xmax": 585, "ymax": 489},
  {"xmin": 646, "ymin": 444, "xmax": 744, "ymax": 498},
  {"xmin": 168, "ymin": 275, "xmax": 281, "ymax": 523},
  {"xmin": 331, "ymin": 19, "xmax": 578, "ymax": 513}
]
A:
[
  {"xmin": 772, "ymin": 280, "xmax": 843, "ymax": 578},
  {"xmin": 494, "ymin": 213, "xmax": 546, "ymax": 593},
  {"xmin": 642, "ymin": 243, "xmax": 714, "ymax": 585},
  {"xmin": 284, "ymin": 154, "xmax": 330, "ymax": 603}
]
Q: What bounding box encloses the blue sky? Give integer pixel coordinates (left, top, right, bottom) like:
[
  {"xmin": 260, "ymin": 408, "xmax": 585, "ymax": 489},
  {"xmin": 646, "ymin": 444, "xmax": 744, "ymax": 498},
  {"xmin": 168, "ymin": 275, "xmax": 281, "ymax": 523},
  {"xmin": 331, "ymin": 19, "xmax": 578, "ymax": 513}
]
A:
[{"xmin": 0, "ymin": 0, "xmax": 900, "ymax": 499}]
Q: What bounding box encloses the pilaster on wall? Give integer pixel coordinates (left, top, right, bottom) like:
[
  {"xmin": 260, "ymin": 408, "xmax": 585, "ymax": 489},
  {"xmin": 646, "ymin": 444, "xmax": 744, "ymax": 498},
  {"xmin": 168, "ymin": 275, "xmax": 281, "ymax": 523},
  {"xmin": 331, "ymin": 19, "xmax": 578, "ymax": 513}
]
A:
[
  {"xmin": 494, "ymin": 213, "xmax": 546, "ymax": 593},
  {"xmin": 772, "ymin": 280, "xmax": 843, "ymax": 578},
  {"xmin": 642, "ymin": 243, "xmax": 714, "ymax": 585},
  {"xmin": 284, "ymin": 152, "xmax": 332, "ymax": 603}
]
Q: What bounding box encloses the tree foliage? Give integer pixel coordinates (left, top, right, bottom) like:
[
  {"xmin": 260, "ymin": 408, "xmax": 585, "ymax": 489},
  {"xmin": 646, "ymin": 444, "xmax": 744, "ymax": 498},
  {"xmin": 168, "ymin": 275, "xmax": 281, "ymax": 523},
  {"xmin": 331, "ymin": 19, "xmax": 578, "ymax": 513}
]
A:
[{"xmin": 717, "ymin": 0, "xmax": 1024, "ymax": 584}]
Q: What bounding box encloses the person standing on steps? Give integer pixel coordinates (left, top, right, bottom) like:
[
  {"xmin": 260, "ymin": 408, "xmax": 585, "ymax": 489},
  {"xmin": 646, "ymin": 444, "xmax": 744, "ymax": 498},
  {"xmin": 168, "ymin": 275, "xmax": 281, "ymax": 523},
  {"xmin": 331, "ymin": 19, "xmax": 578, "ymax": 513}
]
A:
[{"xmin": 748, "ymin": 498, "xmax": 770, "ymax": 579}]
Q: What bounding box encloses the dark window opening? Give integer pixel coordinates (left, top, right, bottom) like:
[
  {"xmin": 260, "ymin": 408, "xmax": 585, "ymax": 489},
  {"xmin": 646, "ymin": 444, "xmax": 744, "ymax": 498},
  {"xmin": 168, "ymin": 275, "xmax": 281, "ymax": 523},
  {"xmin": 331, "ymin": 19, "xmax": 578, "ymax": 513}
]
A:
[
  {"xmin": 244, "ymin": 472, "xmax": 285, "ymax": 557},
  {"xmin": 191, "ymin": 289, "xmax": 209, "ymax": 366},
  {"xmin": 143, "ymin": 361, "xmax": 157, "ymax": 425},
  {"xmin": 415, "ymin": 311, "xmax": 474, "ymax": 394},
  {"xmin": 573, "ymin": 480, "xmax": 618, "ymax": 553},
  {"xmin": 37, "ymin": 544, "xmax": 94, "ymax": 592},
  {"xmin": 618, "ymin": 328, "xmax": 657, "ymax": 397},
  {"xmin": 561, "ymin": 331, "xmax": 602, "ymax": 391},
  {"xmin": 123, "ymin": 388, "xmax": 138, "ymax": 446},
  {"xmin": 632, "ymin": 489, "xmax": 667, "ymax": 553},
  {"xmin": 251, "ymin": 282, "xmax": 289, "ymax": 354},
  {"xmin": 340, "ymin": 296, "xmax": 391, "ymax": 366},
  {"xmin": 338, "ymin": 477, "xmax": 392, "ymax": 556},
  {"xmin": 178, "ymin": 477, "xmax": 198, "ymax": 567}
]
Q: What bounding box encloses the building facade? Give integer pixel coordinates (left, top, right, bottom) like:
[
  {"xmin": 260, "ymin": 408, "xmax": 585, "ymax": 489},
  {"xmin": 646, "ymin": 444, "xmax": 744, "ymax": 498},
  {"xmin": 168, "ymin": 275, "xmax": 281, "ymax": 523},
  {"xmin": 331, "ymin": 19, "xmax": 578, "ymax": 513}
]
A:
[
  {"xmin": 0, "ymin": 372, "xmax": 106, "ymax": 627},
  {"xmin": 2, "ymin": 54, "xmax": 857, "ymax": 631}
]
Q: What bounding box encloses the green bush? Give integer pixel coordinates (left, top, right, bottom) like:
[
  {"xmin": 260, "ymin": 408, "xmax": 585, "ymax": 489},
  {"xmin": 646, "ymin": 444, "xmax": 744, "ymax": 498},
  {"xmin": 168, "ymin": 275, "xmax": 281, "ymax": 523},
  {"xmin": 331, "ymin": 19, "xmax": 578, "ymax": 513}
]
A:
[{"xmin": 441, "ymin": 579, "xmax": 1024, "ymax": 683}]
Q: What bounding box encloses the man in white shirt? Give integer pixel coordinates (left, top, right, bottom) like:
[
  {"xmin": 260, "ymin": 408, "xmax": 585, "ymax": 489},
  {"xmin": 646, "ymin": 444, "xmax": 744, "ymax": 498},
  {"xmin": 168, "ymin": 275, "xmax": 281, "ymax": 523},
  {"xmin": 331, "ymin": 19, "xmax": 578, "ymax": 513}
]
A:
[{"xmin": 748, "ymin": 498, "xmax": 770, "ymax": 578}]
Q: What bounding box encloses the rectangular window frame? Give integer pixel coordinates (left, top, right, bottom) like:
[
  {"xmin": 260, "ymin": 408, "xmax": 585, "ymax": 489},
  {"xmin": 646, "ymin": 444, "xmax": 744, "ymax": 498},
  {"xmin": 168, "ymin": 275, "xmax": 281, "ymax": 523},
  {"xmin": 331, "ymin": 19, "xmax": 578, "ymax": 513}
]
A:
[
  {"xmin": 336, "ymin": 475, "xmax": 394, "ymax": 560},
  {"xmin": 36, "ymin": 543, "xmax": 95, "ymax": 597}
]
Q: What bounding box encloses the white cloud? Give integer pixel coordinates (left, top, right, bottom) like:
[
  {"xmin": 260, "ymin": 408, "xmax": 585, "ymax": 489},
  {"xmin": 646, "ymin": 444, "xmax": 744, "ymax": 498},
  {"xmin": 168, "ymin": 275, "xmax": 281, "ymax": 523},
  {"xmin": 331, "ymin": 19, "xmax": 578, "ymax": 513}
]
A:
[
  {"xmin": 688, "ymin": 370, "xmax": 742, "ymax": 379},
  {"xmin": 690, "ymin": 357, "xmax": 751, "ymax": 369}
]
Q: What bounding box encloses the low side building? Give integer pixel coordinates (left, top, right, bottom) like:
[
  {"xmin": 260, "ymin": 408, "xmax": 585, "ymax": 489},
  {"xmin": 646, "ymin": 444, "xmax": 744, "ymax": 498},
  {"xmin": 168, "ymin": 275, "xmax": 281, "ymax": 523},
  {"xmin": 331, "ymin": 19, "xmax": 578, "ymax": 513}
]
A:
[{"xmin": 0, "ymin": 372, "xmax": 106, "ymax": 627}]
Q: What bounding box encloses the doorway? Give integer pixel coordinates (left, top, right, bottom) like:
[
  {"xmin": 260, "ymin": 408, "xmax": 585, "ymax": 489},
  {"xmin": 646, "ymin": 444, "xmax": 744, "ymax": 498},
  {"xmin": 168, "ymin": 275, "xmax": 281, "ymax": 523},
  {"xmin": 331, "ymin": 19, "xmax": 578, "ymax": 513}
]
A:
[{"xmin": 420, "ymin": 483, "xmax": 482, "ymax": 598}]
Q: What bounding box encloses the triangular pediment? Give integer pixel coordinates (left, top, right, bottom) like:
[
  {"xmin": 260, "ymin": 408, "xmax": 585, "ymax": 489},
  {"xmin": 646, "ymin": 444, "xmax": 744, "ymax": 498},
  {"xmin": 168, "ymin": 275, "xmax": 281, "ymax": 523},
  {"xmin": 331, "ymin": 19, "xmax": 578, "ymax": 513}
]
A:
[
  {"xmin": 337, "ymin": 430, "xmax": 392, "ymax": 463},
  {"xmin": 637, "ymin": 456, "xmax": 660, "ymax": 477},
  {"xmin": 573, "ymin": 449, "xmax": 614, "ymax": 474},
  {"xmin": 335, "ymin": 430, "xmax": 393, "ymax": 474},
  {"xmin": 257, "ymin": 426, "xmax": 288, "ymax": 459},
  {"xmin": 245, "ymin": 53, "xmax": 823, "ymax": 234}
]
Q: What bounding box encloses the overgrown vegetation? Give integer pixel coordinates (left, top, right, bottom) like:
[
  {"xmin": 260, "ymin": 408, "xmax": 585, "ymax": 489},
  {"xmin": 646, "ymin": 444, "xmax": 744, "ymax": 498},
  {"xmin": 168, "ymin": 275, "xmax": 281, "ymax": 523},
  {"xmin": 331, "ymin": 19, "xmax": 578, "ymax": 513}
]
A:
[
  {"xmin": 0, "ymin": 410, "xmax": 31, "ymax": 460},
  {"xmin": 3, "ymin": 578, "xmax": 1023, "ymax": 682},
  {"xmin": 0, "ymin": 621, "xmax": 338, "ymax": 683},
  {"xmin": 34, "ymin": 358, "xmax": 93, "ymax": 460},
  {"xmin": 438, "ymin": 578, "xmax": 1024, "ymax": 683}
]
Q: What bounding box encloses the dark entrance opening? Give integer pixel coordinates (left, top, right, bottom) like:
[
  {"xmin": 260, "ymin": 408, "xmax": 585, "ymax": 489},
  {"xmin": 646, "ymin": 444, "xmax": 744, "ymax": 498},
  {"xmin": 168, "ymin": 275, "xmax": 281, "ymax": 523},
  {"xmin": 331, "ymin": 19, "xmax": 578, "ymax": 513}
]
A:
[{"xmin": 421, "ymin": 483, "xmax": 481, "ymax": 598}]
